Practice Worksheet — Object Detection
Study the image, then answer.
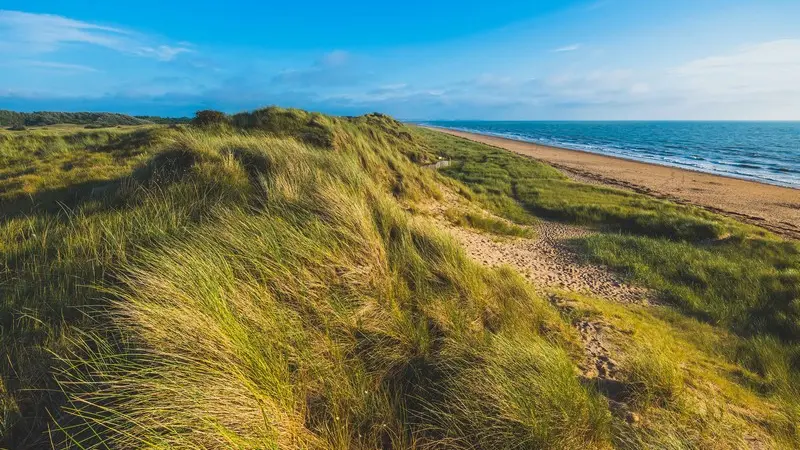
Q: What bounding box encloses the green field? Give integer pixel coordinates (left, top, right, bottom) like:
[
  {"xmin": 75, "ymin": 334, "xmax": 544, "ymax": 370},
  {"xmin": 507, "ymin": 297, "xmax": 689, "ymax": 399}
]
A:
[{"xmin": 1, "ymin": 109, "xmax": 798, "ymax": 448}]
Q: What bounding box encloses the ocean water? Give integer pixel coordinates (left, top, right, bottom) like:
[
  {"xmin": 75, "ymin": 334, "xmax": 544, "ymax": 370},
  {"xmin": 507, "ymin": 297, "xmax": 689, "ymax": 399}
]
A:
[{"xmin": 424, "ymin": 121, "xmax": 800, "ymax": 189}]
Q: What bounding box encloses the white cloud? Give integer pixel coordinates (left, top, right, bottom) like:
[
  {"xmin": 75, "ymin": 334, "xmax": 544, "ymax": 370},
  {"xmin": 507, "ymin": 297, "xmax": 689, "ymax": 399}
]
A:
[
  {"xmin": 551, "ymin": 43, "xmax": 582, "ymax": 53},
  {"xmin": 17, "ymin": 60, "xmax": 99, "ymax": 72},
  {"xmin": 136, "ymin": 45, "xmax": 193, "ymax": 61},
  {"xmin": 0, "ymin": 10, "xmax": 191, "ymax": 61},
  {"xmin": 629, "ymin": 82, "xmax": 650, "ymax": 95},
  {"xmin": 671, "ymin": 39, "xmax": 800, "ymax": 98}
]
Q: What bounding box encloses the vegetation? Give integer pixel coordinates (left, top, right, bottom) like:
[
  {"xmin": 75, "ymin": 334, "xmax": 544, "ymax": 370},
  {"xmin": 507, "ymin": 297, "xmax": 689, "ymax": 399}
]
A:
[
  {"xmin": 622, "ymin": 343, "xmax": 684, "ymax": 408},
  {"xmin": 420, "ymin": 128, "xmax": 800, "ymax": 446},
  {"xmin": 444, "ymin": 208, "xmax": 534, "ymax": 238},
  {"xmin": 190, "ymin": 109, "xmax": 229, "ymax": 127},
  {"xmin": 1, "ymin": 109, "xmax": 797, "ymax": 448},
  {"xmin": 0, "ymin": 110, "xmax": 153, "ymax": 127},
  {"xmin": 1, "ymin": 110, "xmax": 588, "ymax": 448},
  {"xmin": 134, "ymin": 115, "xmax": 192, "ymax": 124},
  {"xmin": 581, "ymin": 234, "xmax": 800, "ymax": 407},
  {"xmin": 580, "ymin": 235, "xmax": 800, "ymax": 340}
]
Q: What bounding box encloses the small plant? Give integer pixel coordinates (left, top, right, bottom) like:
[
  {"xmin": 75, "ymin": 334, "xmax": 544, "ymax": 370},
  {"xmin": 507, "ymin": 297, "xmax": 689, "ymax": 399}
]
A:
[
  {"xmin": 191, "ymin": 109, "xmax": 229, "ymax": 128},
  {"xmin": 8, "ymin": 124, "xmax": 26, "ymax": 131},
  {"xmin": 623, "ymin": 343, "xmax": 684, "ymax": 408},
  {"xmin": 445, "ymin": 208, "xmax": 534, "ymax": 238}
]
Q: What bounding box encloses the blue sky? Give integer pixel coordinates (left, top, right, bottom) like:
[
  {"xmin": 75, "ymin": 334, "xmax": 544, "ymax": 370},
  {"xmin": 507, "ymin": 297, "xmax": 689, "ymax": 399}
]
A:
[{"xmin": 1, "ymin": 0, "xmax": 800, "ymax": 119}]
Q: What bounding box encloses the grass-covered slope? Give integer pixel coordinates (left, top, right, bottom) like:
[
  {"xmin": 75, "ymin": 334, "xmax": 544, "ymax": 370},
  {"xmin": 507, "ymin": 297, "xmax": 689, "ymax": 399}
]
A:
[
  {"xmin": 1, "ymin": 109, "xmax": 798, "ymax": 448},
  {"xmin": 417, "ymin": 127, "xmax": 800, "ymax": 445},
  {"xmin": 0, "ymin": 110, "xmax": 153, "ymax": 127},
  {"xmin": 1, "ymin": 110, "xmax": 602, "ymax": 448}
]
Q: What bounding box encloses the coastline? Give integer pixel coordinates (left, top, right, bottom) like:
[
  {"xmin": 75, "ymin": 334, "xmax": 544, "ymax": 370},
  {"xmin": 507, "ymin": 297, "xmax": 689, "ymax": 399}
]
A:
[{"xmin": 422, "ymin": 125, "xmax": 800, "ymax": 239}]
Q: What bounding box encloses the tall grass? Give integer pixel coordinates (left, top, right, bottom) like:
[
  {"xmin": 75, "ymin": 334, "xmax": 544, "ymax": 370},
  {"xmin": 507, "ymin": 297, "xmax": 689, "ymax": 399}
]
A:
[
  {"xmin": 622, "ymin": 343, "xmax": 684, "ymax": 409},
  {"xmin": 50, "ymin": 124, "xmax": 607, "ymax": 449},
  {"xmin": 580, "ymin": 234, "xmax": 800, "ymax": 339},
  {"xmin": 3, "ymin": 109, "xmax": 798, "ymax": 447},
  {"xmin": 444, "ymin": 208, "xmax": 534, "ymax": 238},
  {"xmin": 420, "ymin": 126, "xmax": 800, "ymax": 446},
  {"xmin": 2, "ymin": 111, "xmax": 611, "ymax": 448},
  {"xmin": 579, "ymin": 233, "xmax": 800, "ymax": 417}
]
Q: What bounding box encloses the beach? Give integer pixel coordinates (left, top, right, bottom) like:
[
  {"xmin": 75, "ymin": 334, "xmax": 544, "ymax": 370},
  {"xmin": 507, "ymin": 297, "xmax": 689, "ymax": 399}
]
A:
[{"xmin": 425, "ymin": 126, "xmax": 800, "ymax": 239}]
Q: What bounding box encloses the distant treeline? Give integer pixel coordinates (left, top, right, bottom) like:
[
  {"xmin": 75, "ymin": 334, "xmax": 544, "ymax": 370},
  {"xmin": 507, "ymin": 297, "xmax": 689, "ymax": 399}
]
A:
[
  {"xmin": 0, "ymin": 110, "xmax": 191, "ymax": 127},
  {"xmin": 134, "ymin": 115, "xmax": 193, "ymax": 125}
]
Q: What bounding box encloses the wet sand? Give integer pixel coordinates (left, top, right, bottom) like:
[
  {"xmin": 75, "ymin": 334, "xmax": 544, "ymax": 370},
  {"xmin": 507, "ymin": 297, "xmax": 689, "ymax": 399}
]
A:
[{"xmin": 424, "ymin": 127, "xmax": 800, "ymax": 239}]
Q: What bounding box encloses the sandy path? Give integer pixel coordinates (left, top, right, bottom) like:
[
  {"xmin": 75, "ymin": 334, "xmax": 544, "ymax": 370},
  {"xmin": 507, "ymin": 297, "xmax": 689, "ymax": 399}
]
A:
[
  {"xmin": 440, "ymin": 216, "xmax": 652, "ymax": 305},
  {"xmin": 426, "ymin": 189, "xmax": 653, "ymax": 305},
  {"xmin": 424, "ymin": 126, "xmax": 800, "ymax": 240}
]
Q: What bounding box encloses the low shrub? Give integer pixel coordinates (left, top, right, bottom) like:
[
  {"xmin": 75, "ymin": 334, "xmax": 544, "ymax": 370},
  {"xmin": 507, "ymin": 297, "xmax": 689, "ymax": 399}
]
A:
[{"xmin": 191, "ymin": 109, "xmax": 229, "ymax": 128}]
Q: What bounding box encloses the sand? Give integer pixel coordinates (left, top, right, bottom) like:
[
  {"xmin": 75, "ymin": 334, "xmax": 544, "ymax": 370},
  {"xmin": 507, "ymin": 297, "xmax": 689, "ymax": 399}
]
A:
[
  {"xmin": 425, "ymin": 127, "xmax": 800, "ymax": 239},
  {"xmin": 426, "ymin": 189, "xmax": 654, "ymax": 305}
]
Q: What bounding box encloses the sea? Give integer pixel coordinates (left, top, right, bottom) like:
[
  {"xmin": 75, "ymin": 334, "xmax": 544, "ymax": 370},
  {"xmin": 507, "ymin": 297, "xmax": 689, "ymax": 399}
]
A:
[{"xmin": 422, "ymin": 121, "xmax": 800, "ymax": 189}]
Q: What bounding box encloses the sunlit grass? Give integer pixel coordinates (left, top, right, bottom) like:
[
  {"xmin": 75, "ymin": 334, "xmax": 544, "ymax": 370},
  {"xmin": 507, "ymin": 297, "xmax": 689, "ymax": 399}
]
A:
[
  {"xmin": 2, "ymin": 109, "xmax": 798, "ymax": 448},
  {"xmin": 444, "ymin": 207, "xmax": 535, "ymax": 238}
]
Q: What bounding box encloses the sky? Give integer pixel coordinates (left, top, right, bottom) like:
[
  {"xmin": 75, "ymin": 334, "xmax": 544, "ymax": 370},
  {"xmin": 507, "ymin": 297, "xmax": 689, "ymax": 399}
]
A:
[{"xmin": 1, "ymin": 0, "xmax": 800, "ymax": 119}]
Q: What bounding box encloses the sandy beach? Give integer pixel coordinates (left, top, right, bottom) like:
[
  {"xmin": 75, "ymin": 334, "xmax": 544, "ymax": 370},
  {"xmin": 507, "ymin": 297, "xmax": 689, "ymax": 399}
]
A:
[{"xmin": 425, "ymin": 127, "xmax": 800, "ymax": 239}]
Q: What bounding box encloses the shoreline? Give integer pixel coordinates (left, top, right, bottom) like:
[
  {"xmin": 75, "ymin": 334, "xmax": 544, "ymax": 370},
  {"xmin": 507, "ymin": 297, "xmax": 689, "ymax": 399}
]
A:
[
  {"xmin": 428, "ymin": 126, "xmax": 798, "ymax": 190},
  {"xmin": 422, "ymin": 126, "xmax": 800, "ymax": 239}
]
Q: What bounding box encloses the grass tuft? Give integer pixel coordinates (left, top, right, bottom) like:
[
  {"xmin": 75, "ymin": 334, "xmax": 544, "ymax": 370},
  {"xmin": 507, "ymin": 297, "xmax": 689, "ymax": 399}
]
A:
[
  {"xmin": 623, "ymin": 343, "xmax": 684, "ymax": 409},
  {"xmin": 444, "ymin": 208, "xmax": 535, "ymax": 238}
]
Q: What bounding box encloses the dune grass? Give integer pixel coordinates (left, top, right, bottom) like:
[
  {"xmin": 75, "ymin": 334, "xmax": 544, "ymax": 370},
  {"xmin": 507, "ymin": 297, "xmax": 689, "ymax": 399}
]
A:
[
  {"xmin": 2, "ymin": 111, "xmax": 609, "ymax": 448},
  {"xmin": 444, "ymin": 208, "xmax": 535, "ymax": 238},
  {"xmin": 418, "ymin": 127, "xmax": 800, "ymax": 446},
  {"xmin": 2, "ymin": 110, "xmax": 798, "ymax": 448},
  {"xmin": 557, "ymin": 292, "xmax": 797, "ymax": 448},
  {"xmin": 622, "ymin": 343, "xmax": 684, "ymax": 409},
  {"xmin": 580, "ymin": 234, "xmax": 800, "ymax": 339},
  {"xmin": 578, "ymin": 233, "xmax": 800, "ymax": 417},
  {"xmin": 48, "ymin": 121, "xmax": 608, "ymax": 449},
  {"xmin": 0, "ymin": 126, "xmax": 162, "ymax": 214}
]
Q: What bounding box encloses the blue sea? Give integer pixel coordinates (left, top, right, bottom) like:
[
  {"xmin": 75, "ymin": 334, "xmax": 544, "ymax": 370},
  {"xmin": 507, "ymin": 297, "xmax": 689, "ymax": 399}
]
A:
[{"xmin": 423, "ymin": 121, "xmax": 800, "ymax": 189}]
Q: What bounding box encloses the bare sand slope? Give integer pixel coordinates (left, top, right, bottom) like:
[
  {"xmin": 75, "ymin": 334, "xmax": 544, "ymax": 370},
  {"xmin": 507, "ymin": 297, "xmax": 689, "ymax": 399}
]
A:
[
  {"xmin": 445, "ymin": 218, "xmax": 652, "ymax": 304},
  {"xmin": 427, "ymin": 190, "xmax": 653, "ymax": 305},
  {"xmin": 425, "ymin": 127, "xmax": 800, "ymax": 239}
]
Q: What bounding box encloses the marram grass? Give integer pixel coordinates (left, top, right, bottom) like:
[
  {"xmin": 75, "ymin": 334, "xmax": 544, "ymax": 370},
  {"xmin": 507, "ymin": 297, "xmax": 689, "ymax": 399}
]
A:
[{"xmin": 1, "ymin": 108, "xmax": 799, "ymax": 448}]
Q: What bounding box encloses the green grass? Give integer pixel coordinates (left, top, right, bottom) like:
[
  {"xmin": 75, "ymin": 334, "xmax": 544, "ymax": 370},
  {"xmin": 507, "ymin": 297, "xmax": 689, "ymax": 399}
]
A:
[
  {"xmin": 419, "ymin": 126, "xmax": 800, "ymax": 446},
  {"xmin": 0, "ymin": 126, "xmax": 162, "ymax": 210},
  {"xmin": 558, "ymin": 292, "xmax": 797, "ymax": 448},
  {"xmin": 444, "ymin": 208, "xmax": 535, "ymax": 238},
  {"xmin": 580, "ymin": 234, "xmax": 800, "ymax": 340},
  {"xmin": 578, "ymin": 233, "xmax": 800, "ymax": 414},
  {"xmin": 1, "ymin": 110, "xmax": 606, "ymax": 448},
  {"xmin": 622, "ymin": 343, "xmax": 684, "ymax": 409},
  {"xmin": 2, "ymin": 109, "xmax": 798, "ymax": 448}
]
